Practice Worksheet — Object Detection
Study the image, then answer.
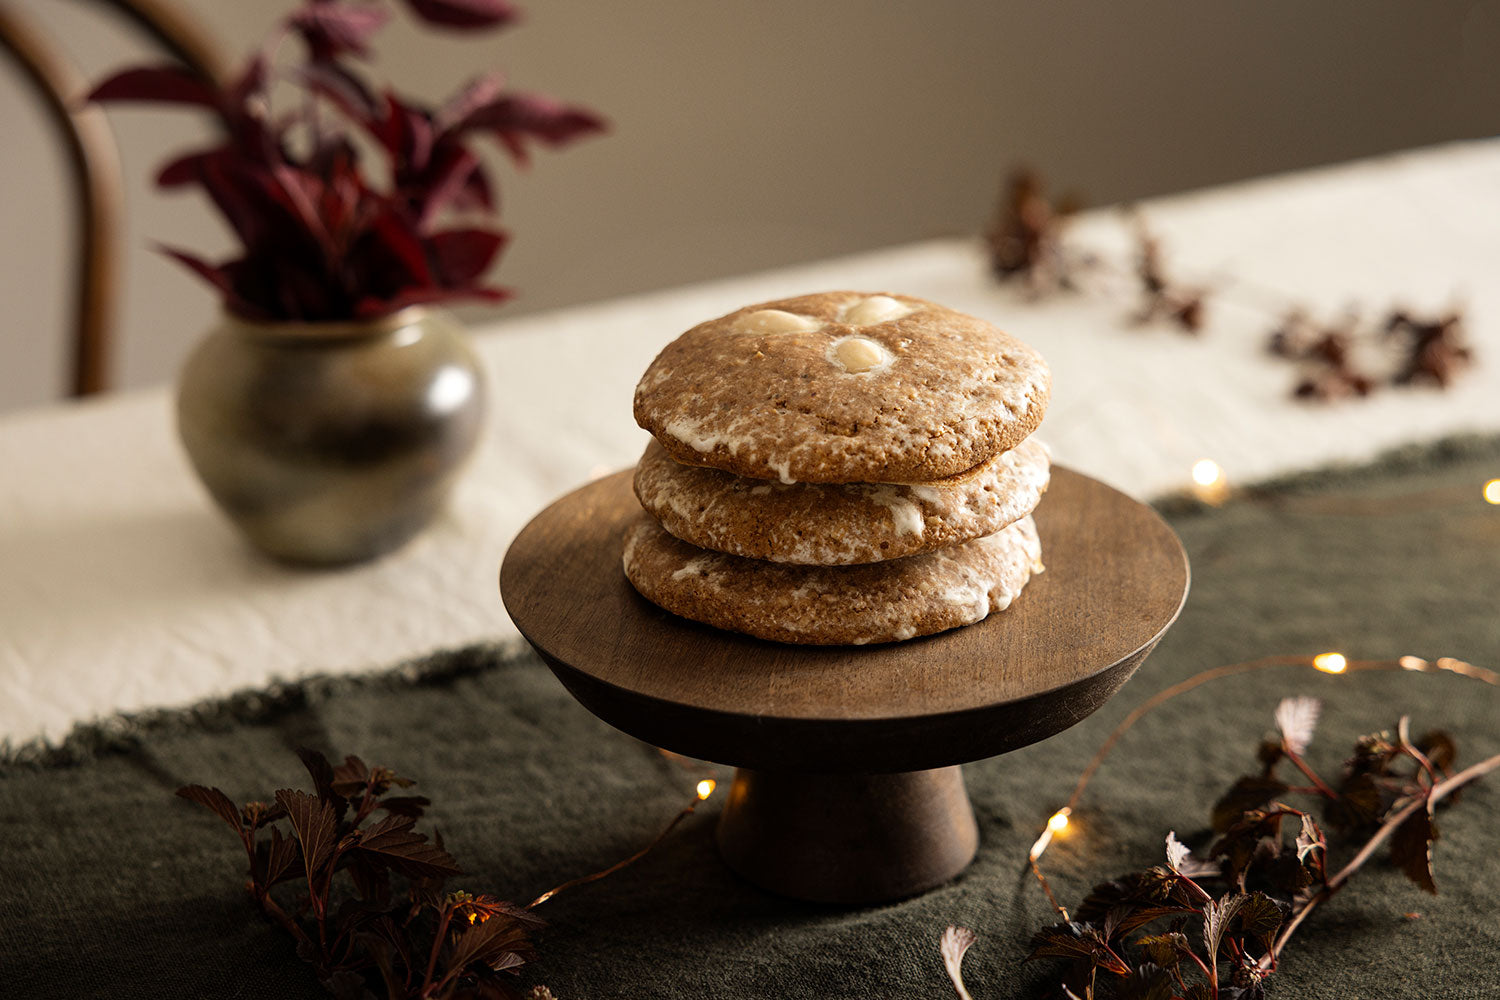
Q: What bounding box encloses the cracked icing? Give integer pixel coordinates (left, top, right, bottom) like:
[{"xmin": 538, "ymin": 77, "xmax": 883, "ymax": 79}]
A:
[
  {"xmin": 622, "ymin": 512, "xmax": 1043, "ymax": 646},
  {"xmin": 633, "ymin": 436, "xmax": 1050, "ymax": 565},
  {"xmin": 633, "ymin": 291, "xmax": 1050, "ymax": 483}
]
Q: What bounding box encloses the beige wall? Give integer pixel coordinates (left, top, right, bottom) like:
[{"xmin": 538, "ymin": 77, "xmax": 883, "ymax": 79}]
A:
[{"xmin": 2, "ymin": 0, "xmax": 1496, "ymax": 411}]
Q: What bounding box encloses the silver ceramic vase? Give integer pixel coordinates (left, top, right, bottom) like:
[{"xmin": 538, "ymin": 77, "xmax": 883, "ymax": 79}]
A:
[{"xmin": 177, "ymin": 307, "xmax": 485, "ymax": 565}]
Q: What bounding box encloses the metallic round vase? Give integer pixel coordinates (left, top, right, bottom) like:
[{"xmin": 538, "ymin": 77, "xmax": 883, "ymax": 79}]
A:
[{"xmin": 177, "ymin": 307, "xmax": 485, "ymax": 565}]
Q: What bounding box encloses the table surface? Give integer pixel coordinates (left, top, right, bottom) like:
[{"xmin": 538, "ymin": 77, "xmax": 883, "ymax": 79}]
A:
[{"xmin": 2, "ymin": 140, "xmax": 1497, "ymax": 745}]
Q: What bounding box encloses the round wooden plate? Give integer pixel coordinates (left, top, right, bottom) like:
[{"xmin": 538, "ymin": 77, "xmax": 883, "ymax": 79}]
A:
[{"xmin": 501, "ymin": 467, "xmax": 1189, "ymax": 774}]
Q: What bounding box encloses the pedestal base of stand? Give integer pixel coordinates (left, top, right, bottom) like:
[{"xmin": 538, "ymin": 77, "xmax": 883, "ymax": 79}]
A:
[{"xmin": 715, "ymin": 766, "xmax": 979, "ymax": 904}]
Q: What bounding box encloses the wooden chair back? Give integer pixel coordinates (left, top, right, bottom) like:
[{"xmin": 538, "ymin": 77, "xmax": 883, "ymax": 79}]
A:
[{"xmin": 0, "ymin": 0, "xmax": 224, "ymax": 397}]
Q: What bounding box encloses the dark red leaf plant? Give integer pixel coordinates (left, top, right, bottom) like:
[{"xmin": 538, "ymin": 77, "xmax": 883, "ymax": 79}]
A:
[
  {"xmin": 89, "ymin": 0, "xmax": 604, "ymax": 322},
  {"xmin": 179, "ymin": 748, "xmax": 548, "ymax": 999}
]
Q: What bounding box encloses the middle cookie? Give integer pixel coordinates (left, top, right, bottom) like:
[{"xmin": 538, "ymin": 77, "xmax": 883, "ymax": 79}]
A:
[{"xmin": 634, "ymin": 436, "xmax": 1050, "ymax": 566}]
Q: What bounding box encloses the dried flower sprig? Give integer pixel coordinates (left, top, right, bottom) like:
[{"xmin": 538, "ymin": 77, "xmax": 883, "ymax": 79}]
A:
[
  {"xmin": 1129, "ymin": 216, "xmax": 1208, "ymax": 334},
  {"xmin": 1387, "ymin": 309, "xmax": 1474, "ymax": 388},
  {"xmin": 942, "ymin": 653, "xmax": 1500, "ymax": 1000},
  {"xmin": 1027, "ymin": 705, "xmax": 1493, "ymax": 1000},
  {"xmin": 983, "ymin": 169, "xmax": 1476, "ymax": 401},
  {"xmin": 985, "ymin": 169, "xmax": 1088, "ymax": 295},
  {"xmin": 88, "ymin": 0, "xmax": 604, "ymax": 322}
]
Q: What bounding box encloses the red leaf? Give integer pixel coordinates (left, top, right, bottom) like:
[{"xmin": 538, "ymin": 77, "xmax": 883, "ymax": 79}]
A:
[
  {"xmin": 156, "ymin": 246, "xmax": 231, "ymax": 293},
  {"xmin": 371, "ymin": 207, "xmax": 435, "ymax": 283},
  {"xmin": 372, "ymin": 93, "xmax": 435, "ymax": 170},
  {"xmin": 429, "ymin": 228, "xmax": 506, "ymax": 284},
  {"xmin": 195, "ymin": 157, "xmax": 279, "ymax": 250},
  {"xmin": 1027, "ymin": 922, "xmax": 1131, "ymax": 976},
  {"xmin": 87, "ymin": 65, "xmax": 220, "ymax": 108},
  {"xmin": 435, "ymin": 72, "xmax": 508, "ymax": 132},
  {"xmin": 330, "ymin": 755, "xmax": 371, "ymax": 798},
  {"xmin": 266, "ymin": 165, "xmax": 335, "ymax": 254},
  {"xmin": 355, "ymin": 814, "xmax": 462, "ymax": 878},
  {"xmin": 445, "ymin": 908, "xmax": 540, "ymax": 974},
  {"xmin": 290, "ymin": 2, "xmax": 391, "ymax": 60},
  {"xmin": 415, "ymin": 146, "xmax": 483, "ymax": 225},
  {"xmin": 225, "ymin": 52, "xmax": 268, "ymax": 110},
  {"xmin": 301, "ymin": 62, "xmax": 381, "ymax": 125},
  {"xmin": 155, "ymin": 245, "xmax": 268, "ymax": 319},
  {"xmin": 275, "ymin": 788, "xmax": 340, "ymax": 883},
  {"xmin": 457, "ymin": 161, "xmax": 494, "ymax": 211},
  {"xmin": 177, "ymin": 784, "xmax": 244, "ymax": 833},
  {"xmin": 401, "ymin": 0, "xmax": 521, "ymax": 29},
  {"xmin": 1391, "ymin": 805, "xmax": 1440, "ymax": 894},
  {"xmin": 296, "ymin": 748, "xmax": 339, "ymax": 804},
  {"xmin": 263, "ymin": 825, "xmax": 301, "ymax": 887},
  {"xmin": 461, "ymin": 93, "xmax": 605, "ymax": 165},
  {"xmin": 155, "ymin": 148, "xmax": 220, "ymax": 188}
]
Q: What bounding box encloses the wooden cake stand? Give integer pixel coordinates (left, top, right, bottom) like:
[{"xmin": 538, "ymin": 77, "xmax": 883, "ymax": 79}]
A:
[{"xmin": 500, "ymin": 467, "xmax": 1188, "ymax": 904}]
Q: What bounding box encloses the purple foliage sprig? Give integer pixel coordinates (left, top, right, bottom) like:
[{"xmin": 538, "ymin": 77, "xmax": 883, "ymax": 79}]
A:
[
  {"xmin": 89, "ymin": 0, "xmax": 604, "ymax": 322},
  {"xmin": 179, "ymin": 747, "xmax": 548, "ymax": 999},
  {"xmin": 943, "ymin": 700, "xmax": 1500, "ymax": 1000}
]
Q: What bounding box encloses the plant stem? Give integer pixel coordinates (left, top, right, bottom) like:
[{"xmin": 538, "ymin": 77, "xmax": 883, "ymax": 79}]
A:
[
  {"xmin": 1282, "ymin": 749, "xmax": 1338, "ymax": 799},
  {"xmin": 421, "ymin": 906, "xmax": 454, "ymax": 995},
  {"xmin": 1262, "ymin": 749, "xmax": 1500, "ymax": 970},
  {"xmin": 1184, "ymin": 946, "xmax": 1215, "ymax": 988},
  {"xmin": 1396, "ymin": 716, "xmax": 1440, "ymax": 789},
  {"xmin": 256, "ymin": 888, "xmax": 314, "ymax": 950}
]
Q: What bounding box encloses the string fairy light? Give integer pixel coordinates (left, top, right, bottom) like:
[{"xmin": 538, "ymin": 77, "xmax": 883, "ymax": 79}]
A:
[
  {"xmin": 528, "ymin": 776, "xmax": 718, "ymax": 909},
  {"xmin": 1191, "ymin": 459, "xmax": 1223, "ymax": 487},
  {"xmin": 1484, "ymin": 479, "xmax": 1500, "ymax": 505},
  {"xmin": 1026, "ymin": 653, "xmax": 1500, "ymax": 868},
  {"xmin": 1028, "ymin": 808, "xmax": 1072, "ymax": 861},
  {"xmin": 1190, "ymin": 459, "xmax": 1230, "ymax": 505},
  {"xmin": 1313, "ymin": 651, "xmax": 1348, "ymax": 674}
]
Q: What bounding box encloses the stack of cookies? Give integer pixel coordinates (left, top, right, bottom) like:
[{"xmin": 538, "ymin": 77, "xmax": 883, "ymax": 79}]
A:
[{"xmin": 623, "ymin": 291, "xmax": 1051, "ymax": 645}]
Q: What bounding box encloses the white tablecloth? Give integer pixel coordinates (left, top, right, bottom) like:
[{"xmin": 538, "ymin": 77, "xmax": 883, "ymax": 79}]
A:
[{"xmin": 2, "ymin": 141, "xmax": 1497, "ymax": 745}]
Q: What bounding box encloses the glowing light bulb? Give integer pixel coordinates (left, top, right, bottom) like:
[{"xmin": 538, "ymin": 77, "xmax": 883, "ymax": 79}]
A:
[
  {"xmin": 1190, "ymin": 459, "xmax": 1229, "ymax": 505},
  {"xmin": 1484, "ymin": 479, "xmax": 1500, "ymax": 505},
  {"xmin": 1313, "ymin": 652, "xmax": 1347, "ymax": 674},
  {"xmin": 1048, "ymin": 808, "xmax": 1071, "ymax": 832},
  {"xmin": 1192, "ymin": 459, "xmax": 1223, "ymax": 487},
  {"xmin": 696, "ymin": 779, "xmax": 716, "ymax": 800}
]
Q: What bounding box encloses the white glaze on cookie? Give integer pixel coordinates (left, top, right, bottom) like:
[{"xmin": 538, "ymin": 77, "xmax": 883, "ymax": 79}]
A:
[
  {"xmin": 633, "ymin": 436, "xmax": 1050, "ymax": 565},
  {"xmin": 622, "ymin": 512, "xmax": 1044, "ymax": 645}
]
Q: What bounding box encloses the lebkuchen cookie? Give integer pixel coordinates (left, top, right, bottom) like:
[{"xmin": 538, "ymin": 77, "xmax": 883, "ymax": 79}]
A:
[
  {"xmin": 624, "ymin": 291, "xmax": 1052, "ymax": 645},
  {"xmin": 623, "ymin": 511, "xmax": 1043, "ymax": 646},
  {"xmin": 633, "ymin": 291, "xmax": 1049, "ymax": 484},
  {"xmin": 633, "ymin": 435, "xmax": 1050, "ymax": 566}
]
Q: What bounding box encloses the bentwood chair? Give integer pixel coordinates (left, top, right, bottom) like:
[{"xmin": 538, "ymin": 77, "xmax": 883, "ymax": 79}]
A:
[{"xmin": 0, "ymin": 0, "xmax": 224, "ymax": 396}]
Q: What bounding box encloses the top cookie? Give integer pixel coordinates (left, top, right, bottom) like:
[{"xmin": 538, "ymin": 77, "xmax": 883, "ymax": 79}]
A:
[{"xmin": 633, "ymin": 291, "xmax": 1050, "ymax": 484}]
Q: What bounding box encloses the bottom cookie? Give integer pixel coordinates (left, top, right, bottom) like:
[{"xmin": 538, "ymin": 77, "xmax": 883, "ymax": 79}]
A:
[{"xmin": 622, "ymin": 512, "xmax": 1043, "ymax": 645}]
